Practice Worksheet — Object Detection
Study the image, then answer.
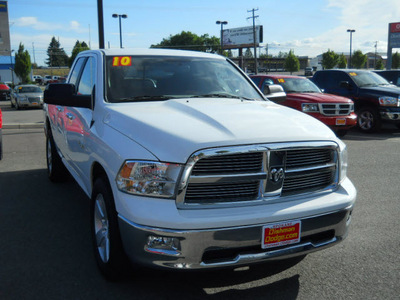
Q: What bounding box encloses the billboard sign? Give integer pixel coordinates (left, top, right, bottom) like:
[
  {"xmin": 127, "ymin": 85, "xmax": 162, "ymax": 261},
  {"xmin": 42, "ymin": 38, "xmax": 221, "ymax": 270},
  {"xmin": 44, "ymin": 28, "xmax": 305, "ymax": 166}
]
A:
[
  {"xmin": 222, "ymin": 26, "xmax": 263, "ymax": 49},
  {"xmin": 0, "ymin": 1, "xmax": 7, "ymax": 13},
  {"xmin": 389, "ymin": 22, "xmax": 400, "ymax": 48}
]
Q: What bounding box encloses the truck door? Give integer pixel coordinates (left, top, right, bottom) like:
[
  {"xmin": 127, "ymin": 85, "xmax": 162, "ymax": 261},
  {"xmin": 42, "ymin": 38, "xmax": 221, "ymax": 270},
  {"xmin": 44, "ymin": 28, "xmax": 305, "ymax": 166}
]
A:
[
  {"xmin": 63, "ymin": 56, "xmax": 96, "ymax": 183},
  {"xmin": 49, "ymin": 57, "xmax": 86, "ymax": 160}
]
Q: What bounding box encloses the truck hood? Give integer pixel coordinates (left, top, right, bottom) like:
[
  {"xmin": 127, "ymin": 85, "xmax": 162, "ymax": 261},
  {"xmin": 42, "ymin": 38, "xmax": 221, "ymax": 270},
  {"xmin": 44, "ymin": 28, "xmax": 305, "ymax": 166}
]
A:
[
  {"xmin": 287, "ymin": 92, "xmax": 353, "ymax": 103},
  {"xmin": 360, "ymin": 85, "xmax": 400, "ymax": 97},
  {"xmin": 104, "ymin": 98, "xmax": 336, "ymax": 163}
]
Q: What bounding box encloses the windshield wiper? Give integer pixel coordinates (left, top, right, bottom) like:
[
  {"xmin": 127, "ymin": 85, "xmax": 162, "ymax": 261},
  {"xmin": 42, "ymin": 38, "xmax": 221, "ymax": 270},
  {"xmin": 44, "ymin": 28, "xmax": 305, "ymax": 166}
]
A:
[
  {"xmin": 189, "ymin": 93, "xmax": 256, "ymax": 100},
  {"xmin": 359, "ymin": 83, "xmax": 377, "ymax": 87},
  {"xmin": 117, "ymin": 95, "xmax": 176, "ymax": 102}
]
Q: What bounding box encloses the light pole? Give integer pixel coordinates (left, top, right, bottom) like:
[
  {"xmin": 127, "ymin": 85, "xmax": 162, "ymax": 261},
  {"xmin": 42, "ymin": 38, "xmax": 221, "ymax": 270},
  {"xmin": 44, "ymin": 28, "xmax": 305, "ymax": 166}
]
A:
[
  {"xmin": 216, "ymin": 21, "xmax": 228, "ymax": 55},
  {"xmin": 9, "ymin": 50, "xmax": 14, "ymax": 86},
  {"xmin": 347, "ymin": 29, "xmax": 355, "ymax": 68},
  {"xmin": 112, "ymin": 14, "xmax": 128, "ymax": 48}
]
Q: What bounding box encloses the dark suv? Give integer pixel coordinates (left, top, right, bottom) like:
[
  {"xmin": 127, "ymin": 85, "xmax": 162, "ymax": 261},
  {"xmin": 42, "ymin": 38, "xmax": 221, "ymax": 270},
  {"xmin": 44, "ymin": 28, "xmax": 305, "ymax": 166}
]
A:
[
  {"xmin": 312, "ymin": 69, "xmax": 400, "ymax": 132},
  {"xmin": 374, "ymin": 70, "xmax": 400, "ymax": 87}
]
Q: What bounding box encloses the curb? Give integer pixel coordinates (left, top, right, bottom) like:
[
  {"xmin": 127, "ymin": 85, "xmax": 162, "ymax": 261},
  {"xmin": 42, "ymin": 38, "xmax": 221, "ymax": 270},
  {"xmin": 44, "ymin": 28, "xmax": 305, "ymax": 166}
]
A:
[{"xmin": 3, "ymin": 123, "xmax": 44, "ymax": 129}]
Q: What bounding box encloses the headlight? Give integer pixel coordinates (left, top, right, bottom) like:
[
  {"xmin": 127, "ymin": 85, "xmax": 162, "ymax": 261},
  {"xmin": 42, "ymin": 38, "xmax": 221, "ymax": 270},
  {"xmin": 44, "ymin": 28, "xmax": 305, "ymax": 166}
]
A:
[
  {"xmin": 378, "ymin": 96, "xmax": 400, "ymax": 107},
  {"xmin": 338, "ymin": 142, "xmax": 348, "ymax": 184},
  {"xmin": 116, "ymin": 161, "xmax": 182, "ymax": 198},
  {"xmin": 302, "ymin": 103, "xmax": 319, "ymax": 112},
  {"xmin": 19, "ymin": 96, "xmax": 28, "ymax": 102}
]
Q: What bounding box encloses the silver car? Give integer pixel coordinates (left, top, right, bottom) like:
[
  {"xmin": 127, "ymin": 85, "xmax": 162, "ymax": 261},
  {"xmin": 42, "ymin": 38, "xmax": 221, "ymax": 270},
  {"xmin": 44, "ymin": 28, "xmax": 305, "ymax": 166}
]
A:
[{"xmin": 11, "ymin": 85, "xmax": 44, "ymax": 110}]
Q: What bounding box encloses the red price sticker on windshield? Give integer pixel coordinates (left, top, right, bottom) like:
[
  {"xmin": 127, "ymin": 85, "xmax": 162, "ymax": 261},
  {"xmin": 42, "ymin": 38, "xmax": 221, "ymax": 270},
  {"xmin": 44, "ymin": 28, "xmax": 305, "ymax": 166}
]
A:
[{"xmin": 112, "ymin": 56, "xmax": 132, "ymax": 67}]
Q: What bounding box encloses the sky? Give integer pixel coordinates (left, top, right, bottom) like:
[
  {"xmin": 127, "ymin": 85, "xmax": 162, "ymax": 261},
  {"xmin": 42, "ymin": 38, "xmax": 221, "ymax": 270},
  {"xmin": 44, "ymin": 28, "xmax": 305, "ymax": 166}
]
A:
[{"xmin": 6, "ymin": 0, "xmax": 400, "ymax": 66}]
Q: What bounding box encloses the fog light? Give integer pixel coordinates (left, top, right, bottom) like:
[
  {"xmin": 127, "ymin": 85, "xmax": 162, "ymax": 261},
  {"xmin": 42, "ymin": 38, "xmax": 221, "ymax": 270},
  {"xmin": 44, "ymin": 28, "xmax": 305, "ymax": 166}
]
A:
[{"xmin": 146, "ymin": 235, "xmax": 181, "ymax": 256}]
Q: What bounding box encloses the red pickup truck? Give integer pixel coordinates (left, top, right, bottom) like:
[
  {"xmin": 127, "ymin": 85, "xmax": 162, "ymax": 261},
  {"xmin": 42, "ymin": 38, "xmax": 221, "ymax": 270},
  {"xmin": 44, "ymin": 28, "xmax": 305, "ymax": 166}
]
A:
[{"xmin": 251, "ymin": 75, "xmax": 357, "ymax": 137}]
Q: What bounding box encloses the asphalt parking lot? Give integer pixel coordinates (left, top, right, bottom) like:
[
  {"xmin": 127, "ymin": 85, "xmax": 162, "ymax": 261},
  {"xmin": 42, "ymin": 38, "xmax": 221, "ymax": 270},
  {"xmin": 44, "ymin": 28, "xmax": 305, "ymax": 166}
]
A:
[{"xmin": 0, "ymin": 103, "xmax": 399, "ymax": 299}]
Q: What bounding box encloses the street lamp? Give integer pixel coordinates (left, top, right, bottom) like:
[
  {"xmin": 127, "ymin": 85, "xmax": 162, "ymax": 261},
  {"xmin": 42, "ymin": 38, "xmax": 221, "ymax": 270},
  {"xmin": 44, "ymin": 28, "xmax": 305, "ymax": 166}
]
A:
[
  {"xmin": 216, "ymin": 21, "xmax": 228, "ymax": 54},
  {"xmin": 112, "ymin": 13, "xmax": 128, "ymax": 48},
  {"xmin": 347, "ymin": 29, "xmax": 355, "ymax": 68},
  {"xmin": 9, "ymin": 50, "xmax": 14, "ymax": 86}
]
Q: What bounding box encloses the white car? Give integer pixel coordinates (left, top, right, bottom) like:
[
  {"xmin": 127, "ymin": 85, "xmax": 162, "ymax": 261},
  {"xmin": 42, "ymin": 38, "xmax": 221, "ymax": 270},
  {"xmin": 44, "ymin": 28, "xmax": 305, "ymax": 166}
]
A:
[
  {"xmin": 44, "ymin": 49, "xmax": 356, "ymax": 280},
  {"xmin": 11, "ymin": 85, "xmax": 44, "ymax": 109}
]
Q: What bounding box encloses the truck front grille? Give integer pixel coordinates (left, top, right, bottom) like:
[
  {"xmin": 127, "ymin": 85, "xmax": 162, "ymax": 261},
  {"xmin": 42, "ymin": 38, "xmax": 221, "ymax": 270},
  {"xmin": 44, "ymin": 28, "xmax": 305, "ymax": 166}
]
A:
[
  {"xmin": 177, "ymin": 142, "xmax": 339, "ymax": 208},
  {"xmin": 320, "ymin": 103, "xmax": 353, "ymax": 116}
]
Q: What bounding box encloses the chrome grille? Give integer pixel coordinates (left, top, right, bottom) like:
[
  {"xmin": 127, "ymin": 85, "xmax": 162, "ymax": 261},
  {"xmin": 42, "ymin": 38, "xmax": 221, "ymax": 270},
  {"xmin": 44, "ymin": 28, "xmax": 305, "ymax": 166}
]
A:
[
  {"xmin": 178, "ymin": 142, "xmax": 339, "ymax": 208},
  {"xmin": 321, "ymin": 103, "xmax": 352, "ymax": 116},
  {"xmin": 185, "ymin": 181, "xmax": 260, "ymax": 204},
  {"xmin": 286, "ymin": 149, "xmax": 333, "ymax": 167},
  {"xmin": 191, "ymin": 152, "xmax": 263, "ymax": 175},
  {"xmin": 28, "ymin": 97, "xmax": 41, "ymax": 103}
]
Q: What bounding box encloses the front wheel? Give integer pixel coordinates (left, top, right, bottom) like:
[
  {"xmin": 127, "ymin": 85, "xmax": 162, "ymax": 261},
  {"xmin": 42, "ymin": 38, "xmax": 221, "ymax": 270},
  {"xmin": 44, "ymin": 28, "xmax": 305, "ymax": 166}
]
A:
[
  {"xmin": 91, "ymin": 177, "xmax": 129, "ymax": 281},
  {"xmin": 357, "ymin": 107, "xmax": 381, "ymax": 133}
]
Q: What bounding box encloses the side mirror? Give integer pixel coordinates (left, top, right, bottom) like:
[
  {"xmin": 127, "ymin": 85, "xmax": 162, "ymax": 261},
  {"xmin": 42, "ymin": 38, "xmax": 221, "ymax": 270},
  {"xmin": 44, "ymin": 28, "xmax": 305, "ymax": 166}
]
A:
[
  {"xmin": 339, "ymin": 81, "xmax": 352, "ymax": 89},
  {"xmin": 44, "ymin": 83, "xmax": 92, "ymax": 109},
  {"xmin": 263, "ymin": 84, "xmax": 286, "ymax": 103}
]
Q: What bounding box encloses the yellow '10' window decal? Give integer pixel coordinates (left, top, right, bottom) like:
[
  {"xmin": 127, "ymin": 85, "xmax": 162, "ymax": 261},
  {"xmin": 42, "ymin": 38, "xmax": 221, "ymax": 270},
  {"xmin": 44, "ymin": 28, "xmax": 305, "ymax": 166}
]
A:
[
  {"xmin": 278, "ymin": 78, "xmax": 285, "ymax": 83},
  {"xmin": 349, "ymin": 72, "xmax": 357, "ymax": 76},
  {"xmin": 112, "ymin": 56, "xmax": 132, "ymax": 67}
]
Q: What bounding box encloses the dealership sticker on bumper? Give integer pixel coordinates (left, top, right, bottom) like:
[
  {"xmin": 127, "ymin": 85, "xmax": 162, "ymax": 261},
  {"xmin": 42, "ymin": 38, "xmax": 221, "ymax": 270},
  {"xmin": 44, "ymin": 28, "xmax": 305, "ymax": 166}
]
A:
[
  {"xmin": 262, "ymin": 220, "xmax": 301, "ymax": 249},
  {"xmin": 336, "ymin": 119, "xmax": 346, "ymax": 125}
]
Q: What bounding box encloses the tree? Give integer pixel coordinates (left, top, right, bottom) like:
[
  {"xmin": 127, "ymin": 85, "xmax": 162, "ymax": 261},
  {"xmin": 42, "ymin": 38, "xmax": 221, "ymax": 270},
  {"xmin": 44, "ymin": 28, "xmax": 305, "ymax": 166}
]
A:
[
  {"xmin": 151, "ymin": 31, "xmax": 219, "ymax": 52},
  {"xmin": 392, "ymin": 52, "xmax": 400, "ymax": 69},
  {"xmin": 352, "ymin": 50, "xmax": 367, "ymax": 69},
  {"xmin": 46, "ymin": 37, "xmax": 69, "ymax": 67},
  {"xmin": 244, "ymin": 48, "xmax": 253, "ymax": 58},
  {"xmin": 14, "ymin": 43, "xmax": 32, "ymax": 84},
  {"xmin": 337, "ymin": 53, "xmax": 347, "ymax": 69},
  {"xmin": 321, "ymin": 49, "xmax": 339, "ymax": 69},
  {"xmin": 284, "ymin": 50, "xmax": 300, "ymax": 74},
  {"xmin": 375, "ymin": 59, "xmax": 385, "ymax": 70},
  {"xmin": 69, "ymin": 40, "xmax": 90, "ymax": 67}
]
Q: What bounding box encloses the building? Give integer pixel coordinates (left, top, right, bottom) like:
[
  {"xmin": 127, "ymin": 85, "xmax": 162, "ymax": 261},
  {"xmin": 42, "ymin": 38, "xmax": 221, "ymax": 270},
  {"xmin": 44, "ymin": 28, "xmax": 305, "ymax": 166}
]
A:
[
  {"xmin": 0, "ymin": 1, "xmax": 17, "ymax": 84},
  {"xmin": 0, "ymin": 1, "xmax": 11, "ymax": 56}
]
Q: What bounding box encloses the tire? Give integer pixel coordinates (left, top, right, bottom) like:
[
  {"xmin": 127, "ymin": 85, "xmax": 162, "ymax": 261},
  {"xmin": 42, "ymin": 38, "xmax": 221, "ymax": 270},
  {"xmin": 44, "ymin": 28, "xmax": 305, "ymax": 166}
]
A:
[
  {"xmin": 335, "ymin": 129, "xmax": 348, "ymax": 138},
  {"xmin": 357, "ymin": 107, "xmax": 381, "ymax": 133},
  {"xmin": 91, "ymin": 176, "xmax": 129, "ymax": 281},
  {"xmin": 46, "ymin": 129, "xmax": 68, "ymax": 182},
  {"xmin": 15, "ymin": 101, "xmax": 20, "ymax": 110}
]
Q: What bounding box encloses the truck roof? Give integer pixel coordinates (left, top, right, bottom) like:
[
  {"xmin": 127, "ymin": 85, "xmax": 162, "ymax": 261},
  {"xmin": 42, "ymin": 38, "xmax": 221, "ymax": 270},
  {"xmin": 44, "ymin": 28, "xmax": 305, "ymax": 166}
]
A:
[{"xmin": 80, "ymin": 48, "xmax": 225, "ymax": 60}]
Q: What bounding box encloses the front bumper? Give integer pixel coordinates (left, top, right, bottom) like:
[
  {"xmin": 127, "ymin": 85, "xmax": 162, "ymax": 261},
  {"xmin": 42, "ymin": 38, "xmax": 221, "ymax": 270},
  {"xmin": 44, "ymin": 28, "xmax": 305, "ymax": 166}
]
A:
[
  {"xmin": 309, "ymin": 112, "xmax": 357, "ymax": 131},
  {"xmin": 380, "ymin": 110, "xmax": 400, "ymax": 122},
  {"xmin": 118, "ymin": 205, "xmax": 353, "ymax": 270}
]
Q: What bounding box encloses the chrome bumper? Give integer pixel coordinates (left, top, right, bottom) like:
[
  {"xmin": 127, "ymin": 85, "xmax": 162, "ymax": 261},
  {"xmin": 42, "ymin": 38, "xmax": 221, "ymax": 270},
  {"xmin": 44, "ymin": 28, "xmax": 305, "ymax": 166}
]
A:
[
  {"xmin": 118, "ymin": 206, "xmax": 353, "ymax": 270},
  {"xmin": 380, "ymin": 111, "xmax": 400, "ymax": 121}
]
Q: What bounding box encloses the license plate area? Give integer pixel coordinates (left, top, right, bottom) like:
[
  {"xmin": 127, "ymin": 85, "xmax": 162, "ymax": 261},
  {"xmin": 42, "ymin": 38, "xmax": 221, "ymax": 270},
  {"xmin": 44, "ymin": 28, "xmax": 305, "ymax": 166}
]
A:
[
  {"xmin": 262, "ymin": 220, "xmax": 301, "ymax": 249},
  {"xmin": 336, "ymin": 119, "xmax": 346, "ymax": 126}
]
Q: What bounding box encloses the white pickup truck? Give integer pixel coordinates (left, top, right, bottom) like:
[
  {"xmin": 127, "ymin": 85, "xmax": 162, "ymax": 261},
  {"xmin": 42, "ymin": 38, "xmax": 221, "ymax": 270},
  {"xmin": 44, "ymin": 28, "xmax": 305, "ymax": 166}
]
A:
[{"xmin": 44, "ymin": 49, "xmax": 356, "ymax": 280}]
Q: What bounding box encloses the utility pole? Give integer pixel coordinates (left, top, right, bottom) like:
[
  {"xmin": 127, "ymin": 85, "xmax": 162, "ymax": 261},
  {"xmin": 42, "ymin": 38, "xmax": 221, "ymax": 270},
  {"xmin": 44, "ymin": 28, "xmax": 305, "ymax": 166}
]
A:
[
  {"xmin": 32, "ymin": 42, "xmax": 36, "ymax": 65},
  {"xmin": 374, "ymin": 41, "xmax": 378, "ymax": 68},
  {"xmin": 247, "ymin": 8, "xmax": 259, "ymax": 74}
]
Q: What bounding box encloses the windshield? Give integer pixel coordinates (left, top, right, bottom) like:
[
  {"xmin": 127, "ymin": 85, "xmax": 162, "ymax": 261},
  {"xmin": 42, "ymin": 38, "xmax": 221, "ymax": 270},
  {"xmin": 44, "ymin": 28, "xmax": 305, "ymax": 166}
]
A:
[
  {"xmin": 349, "ymin": 71, "xmax": 391, "ymax": 87},
  {"xmin": 105, "ymin": 55, "xmax": 264, "ymax": 103},
  {"xmin": 18, "ymin": 86, "xmax": 42, "ymax": 93},
  {"xmin": 278, "ymin": 77, "xmax": 321, "ymax": 93}
]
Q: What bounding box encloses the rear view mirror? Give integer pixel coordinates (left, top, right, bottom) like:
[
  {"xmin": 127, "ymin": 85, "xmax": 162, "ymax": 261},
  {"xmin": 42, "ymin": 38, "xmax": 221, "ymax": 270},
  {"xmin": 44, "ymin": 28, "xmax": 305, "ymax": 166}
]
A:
[
  {"xmin": 339, "ymin": 81, "xmax": 352, "ymax": 89},
  {"xmin": 44, "ymin": 83, "xmax": 92, "ymax": 109},
  {"xmin": 263, "ymin": 84, "xmax": 286, "ymax": 103}
]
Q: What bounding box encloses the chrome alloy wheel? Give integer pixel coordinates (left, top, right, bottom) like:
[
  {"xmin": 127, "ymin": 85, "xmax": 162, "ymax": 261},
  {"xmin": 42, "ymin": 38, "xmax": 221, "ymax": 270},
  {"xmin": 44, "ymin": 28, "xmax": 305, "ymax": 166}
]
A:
[
  {"xmin": 94, "ymin": 194, "xmax": 110, "ymax": 263},
  {"xmin": 358, "ymin": 110, "xmax": 374, "ymax": 130}
]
